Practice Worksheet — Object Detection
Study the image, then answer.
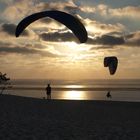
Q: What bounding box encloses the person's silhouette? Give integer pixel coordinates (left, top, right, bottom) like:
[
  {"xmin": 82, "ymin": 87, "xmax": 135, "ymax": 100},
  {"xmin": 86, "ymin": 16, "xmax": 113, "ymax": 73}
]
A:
[
  {"xmin": 46, "ymin": 84, "xmax": 51, "ymax": 100},
  {"xmin": 106, "ymin": 91, "xmax": 112, "ymax": 98}
]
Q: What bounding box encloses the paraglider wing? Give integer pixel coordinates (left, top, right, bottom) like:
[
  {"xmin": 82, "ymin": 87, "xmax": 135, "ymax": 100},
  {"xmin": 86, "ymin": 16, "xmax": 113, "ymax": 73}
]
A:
[
  {"xmin": 104, "ymin": 57, "xmax": 110, "ymax": 67},
  {"xmin": 104, "ymin": 56, "xmax": 118, "ymax": 75},
  {"xmin": 15, "ymin": 10, "xmax": 87, "ymax": 43}
]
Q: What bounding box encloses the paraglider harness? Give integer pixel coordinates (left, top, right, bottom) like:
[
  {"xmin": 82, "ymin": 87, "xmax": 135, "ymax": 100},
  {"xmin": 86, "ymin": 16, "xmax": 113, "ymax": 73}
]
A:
[{"xmin": 106, "ymin": 91, "xmax": 112, "ymax": 98}]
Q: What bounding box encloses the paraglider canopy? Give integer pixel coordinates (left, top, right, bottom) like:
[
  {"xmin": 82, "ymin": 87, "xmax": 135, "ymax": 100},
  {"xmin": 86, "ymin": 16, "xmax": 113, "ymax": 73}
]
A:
[
  {"xmin": 15, "ymin": 10, "xmax": 87, "ymax": 43},
  {"xmin": 104, "ymin": 56, "xmax": 118, "ymax": 75}
]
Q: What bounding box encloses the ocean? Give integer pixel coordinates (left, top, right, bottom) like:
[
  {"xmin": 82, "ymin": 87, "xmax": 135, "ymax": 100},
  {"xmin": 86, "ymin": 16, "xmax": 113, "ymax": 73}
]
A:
[{"xmin": 2, "ymin": 79, "xmax": 140, "ymax": 102}]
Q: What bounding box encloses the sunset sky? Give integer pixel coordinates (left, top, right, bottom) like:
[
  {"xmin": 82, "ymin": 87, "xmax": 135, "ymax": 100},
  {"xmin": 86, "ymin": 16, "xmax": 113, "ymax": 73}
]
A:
[{"xmin": 0, "ymin": 0, "xmax": 140, "ymax": 79}]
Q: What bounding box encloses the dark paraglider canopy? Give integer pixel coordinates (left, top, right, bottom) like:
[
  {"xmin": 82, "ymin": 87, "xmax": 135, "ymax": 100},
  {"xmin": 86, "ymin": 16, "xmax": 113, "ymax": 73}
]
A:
[
  {"xmin": 106, "ymin": 91, "xmax": 112, "ymax": 98},
  {"xmin": 15, "ymin": 10, "xmax": 88, "ymax": 43},
  {"xmin": 104, "ymin": 56, "xmax": 118, "ymax": 75}
]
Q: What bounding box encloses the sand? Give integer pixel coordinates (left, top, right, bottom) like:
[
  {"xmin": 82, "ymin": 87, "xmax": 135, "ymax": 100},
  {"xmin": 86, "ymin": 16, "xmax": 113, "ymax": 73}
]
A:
[{"xmin": 0, "ymin": 94, "xmax": 140, "ymax": 140}]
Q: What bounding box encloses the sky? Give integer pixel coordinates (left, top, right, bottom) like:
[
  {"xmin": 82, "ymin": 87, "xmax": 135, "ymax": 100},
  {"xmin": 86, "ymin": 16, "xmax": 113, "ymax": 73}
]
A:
[{"xmin": 0, "ymin": 0, "xmax": 140, "ymax": 79}]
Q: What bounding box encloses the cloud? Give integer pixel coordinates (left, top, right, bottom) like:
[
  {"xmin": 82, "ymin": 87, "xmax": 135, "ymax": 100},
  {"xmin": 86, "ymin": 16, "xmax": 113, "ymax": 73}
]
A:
[
  {"xmin": 1, "ymin": 0, "xmax": 82, "ymax": 34},
  {"xmin": 0, "ymin": 46, "xmax": 38, "ymax": 54},
  {"xmin": 125, "ymin": 31, "xmax": 140, "ymax": 47},
  {"xmin": 39, "ymin": 28, "xmax": 125, "ymax": 47},
  {"xmin": 0, "ymin": 19, "xmax": 4, "ymax": 24},
  {"xmin": 89, "ymin": 31, "xmax": 140, "ymax": 48},
  {"xmin": 109, "ymin": 6, "xmax": 140, "ymax": 18},
  {"xmin": 0, "ymin": 41, "xmax": 60, "ymax": 57},
  {"xmin": 33, "ymin": 0, "xmax": 79, "ymax": 14},
  {"xmin": 38, "ymin": 18, "xmax": 62, "ymax": 30},
  {"xmin": 84, "ymin": 18, "xmax": 125, "ymax": 34},
  {"xmin": 80, "ymin": 6, "xmax": 96, "ymax": 13},
  {"xmin": 34, "ymin": 1, "xmax": 96, "ymax": 15},
  {"xmin": 1, "ymin": 1, "xmax": 139, "ymax": 48},
  {"xmin": 1, "ymin": 23, "xmax": 29, "ymax": 37},
  {"xmin": 2, "ymin": 0, "xmax": 140, "ymax": 27},
  {"xmin": 39, "ymin": 31, "xmax": 77, "ymax": 42},
  {"xmin": 88, "ymin": 34, "xmax": 125, "ymax": 45},
  {"xmin": 90, "ymin": 45, "xmax": 115, "ymax": 50},
  {"xmin": 97, "ymin": 4, "xmax": 108, "ymax": 16},
  {"xmin": 3, "ymin": 1, "xmax": 127, "ymax": 37},
  {"xmin": 87, "ymin": 4, "xmax": 140, "ymax": 19},
  {"xmin": 2, "ymin": 0, "xmax": 35, "ymax": 21},
  {"xmin": 0, "ymin": 46, "xmax": 60, "ymax": 57}
]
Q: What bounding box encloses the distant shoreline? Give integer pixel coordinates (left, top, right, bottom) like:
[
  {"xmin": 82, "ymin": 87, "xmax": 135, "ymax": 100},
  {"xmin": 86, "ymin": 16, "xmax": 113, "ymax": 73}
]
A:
[{"xmin": 2, "ymin": 86, "xmax": 140, "ymax": 91}]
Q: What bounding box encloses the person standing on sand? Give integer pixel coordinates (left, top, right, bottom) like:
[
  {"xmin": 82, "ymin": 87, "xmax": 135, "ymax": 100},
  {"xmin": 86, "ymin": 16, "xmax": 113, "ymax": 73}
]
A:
[{"xmin": 46, "ymin": 84, "xmax": 51, "ymax": 99}]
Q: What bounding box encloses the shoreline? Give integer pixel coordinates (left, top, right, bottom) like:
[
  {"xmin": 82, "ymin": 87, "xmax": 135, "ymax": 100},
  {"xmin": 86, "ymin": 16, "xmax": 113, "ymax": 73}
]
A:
[
  {"xmin": 2, "ymin": 88, "xmax": 140, "ymax": 102},
  {"xmin": 1, "ymin": 86, "xmax": 140, "ymax": 91},
  {"xmin": 1, "ymin": 93, "xmax": 140, "ymax": 103}
]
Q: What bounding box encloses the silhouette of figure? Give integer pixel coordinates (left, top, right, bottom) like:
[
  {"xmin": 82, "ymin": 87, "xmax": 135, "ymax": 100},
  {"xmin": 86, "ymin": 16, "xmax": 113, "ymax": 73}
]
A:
[
  {"xmin": 0, "ymin": 73, "xmax": 10, "ymax": 81},
  {"xmin": 0, "ymin": 72, "xmax": 11, "ymax": 94},
  {"xmin": 46, "ymin": 84, "xmax": 51, "ymax": 100},
  {"xmin": 106, "ymin": 91, "xmax": 112, "ymax": 98}
]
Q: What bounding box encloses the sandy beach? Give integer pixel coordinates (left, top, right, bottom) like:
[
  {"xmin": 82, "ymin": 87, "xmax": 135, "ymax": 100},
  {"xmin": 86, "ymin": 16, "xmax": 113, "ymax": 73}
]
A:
[{"xmin": 0, "ymin": 94, "xmax": 140, "ymax": 140}]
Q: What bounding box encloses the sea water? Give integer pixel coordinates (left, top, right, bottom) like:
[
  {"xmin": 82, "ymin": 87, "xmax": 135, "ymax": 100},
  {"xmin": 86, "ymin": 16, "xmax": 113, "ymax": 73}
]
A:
[{"xmin": 3, "ymin": 79, "xmax": 140, "ymax": 102}]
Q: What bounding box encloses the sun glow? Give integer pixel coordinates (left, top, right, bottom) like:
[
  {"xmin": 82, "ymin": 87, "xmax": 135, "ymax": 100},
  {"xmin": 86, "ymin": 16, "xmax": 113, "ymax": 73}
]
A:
[
  {"xmin": 65, "ymin": 42, "xmax": 87, "ymax": 51},
  {"xmin": 62, "ymin": 90, "xmax": 87, "ymax": 100},
  {"xmin": 66, "ymin": 41, "xmax": 77, "ymax": 47},
  {"xmin": 65, "ymin": 85, "xmax": 84, "ymax": 88},
  {"xmin": 62, "ymin": 42, "xmax": 89, "ymax": 60}
]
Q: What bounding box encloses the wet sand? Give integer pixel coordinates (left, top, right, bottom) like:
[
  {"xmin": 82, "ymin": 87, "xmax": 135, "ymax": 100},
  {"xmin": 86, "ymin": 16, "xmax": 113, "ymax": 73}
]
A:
[{"xmin": 0, "ymin": 94, "xmax": 140, "ymax": 139}]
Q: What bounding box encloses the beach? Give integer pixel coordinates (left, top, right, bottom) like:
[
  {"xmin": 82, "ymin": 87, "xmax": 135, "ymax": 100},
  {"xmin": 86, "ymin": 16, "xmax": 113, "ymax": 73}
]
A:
[{"xmin": 0, "ymin": 94, "xmax": 140, "ymax": 139}]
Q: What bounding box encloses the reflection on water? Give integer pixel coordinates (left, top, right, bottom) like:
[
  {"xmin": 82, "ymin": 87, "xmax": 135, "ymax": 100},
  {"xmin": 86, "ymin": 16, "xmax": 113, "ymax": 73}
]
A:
[
  {"xmin": 4, "ymin": 80, "xmax": 140, "ymax": 102},
  {"xmin": 61, "ymin": 90, "xmax": 88, "ymax": 100},
  {"xmin": 5, "ymin": 89, "xmax": 140, "ymax": 102},
  {"xmin": 65, "ymin": 85, "xmax": 85, "ymax": 88}
]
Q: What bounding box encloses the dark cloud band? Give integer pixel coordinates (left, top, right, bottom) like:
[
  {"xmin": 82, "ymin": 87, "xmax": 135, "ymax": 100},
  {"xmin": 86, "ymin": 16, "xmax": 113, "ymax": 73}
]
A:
[{"xmin": 1, "ymin": 23, "xmax": 29, "ymax": 37}]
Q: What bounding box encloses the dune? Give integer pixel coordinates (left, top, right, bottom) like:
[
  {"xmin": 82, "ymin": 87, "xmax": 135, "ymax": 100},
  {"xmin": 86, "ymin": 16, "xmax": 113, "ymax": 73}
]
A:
[{"xmin": 0, "ymin": 94, "xmax": 140, "ymax": 139}]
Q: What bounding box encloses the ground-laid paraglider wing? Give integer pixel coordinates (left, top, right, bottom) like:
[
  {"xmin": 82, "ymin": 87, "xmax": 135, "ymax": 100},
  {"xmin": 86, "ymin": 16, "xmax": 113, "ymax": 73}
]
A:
[
  {"xmin": 104, "ymin": 56, "xmax": 118, "ymax": 75},
  {"xmin": 15, "ymin": 10, "xmax": 87, "ymax": 43}
]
